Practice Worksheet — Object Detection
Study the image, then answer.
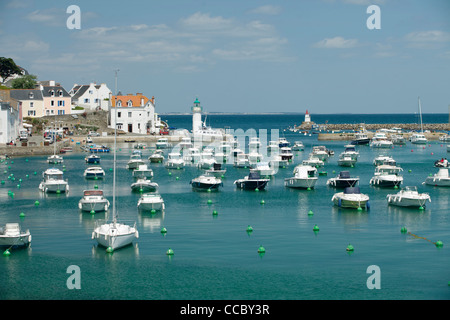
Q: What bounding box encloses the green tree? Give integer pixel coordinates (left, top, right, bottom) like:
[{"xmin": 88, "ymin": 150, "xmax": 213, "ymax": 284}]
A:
[
  {"xmin": 0, "ymin": 57, "xmax": 22, "ymax": 83},
  {"xmin": 11, "ymin": 74, "xmax": 37, "ymax": 89}
]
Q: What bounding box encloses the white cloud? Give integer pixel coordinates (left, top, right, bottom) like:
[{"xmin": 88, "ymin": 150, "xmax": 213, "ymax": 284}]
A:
[
  {"xmin": 25, "ymin": 8, "xmax": 66, "ymax": 27},
  {"xmin": 249, "ymin": 5, "xmax": 282, "ymax": 15},
  {"xmin": 313, "ymin": 36, "xmax": 359, "ymax": 48},
  {"xmin": 404, "ymin": 30, "xmax": 450, "ymax": 43}
]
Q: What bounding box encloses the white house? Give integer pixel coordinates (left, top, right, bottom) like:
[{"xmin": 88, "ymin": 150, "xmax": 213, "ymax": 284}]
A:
[
  {"xmin": 69, "ymin": 83, "xmax": 111, "ymax": 111},
  {"xmin": 0, "ymin": 90, "xmax": 21, "ymax": 144},
  {"xmin": 109, "ymin": 92, "xmax": 161, "ymax": 134}
]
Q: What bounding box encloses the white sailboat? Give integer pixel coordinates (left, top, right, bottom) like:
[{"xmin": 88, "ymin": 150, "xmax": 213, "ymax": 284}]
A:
[
  {"xmin": 92, "ymin": 72, "xmax": 138, "ymax": 252},
  {"xmin": 410, "ymin": 97, "xmax": 428, "ymax": 144}
]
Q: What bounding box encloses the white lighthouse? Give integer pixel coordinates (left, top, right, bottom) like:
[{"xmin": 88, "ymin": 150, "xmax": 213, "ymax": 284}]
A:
[
  {"xmin": 192, "ymin": 97, "xmax": 202, "ymax": 133},
  {"xmin": 304, "ymin": 109, "xmax": 311, "ymax": 123}
]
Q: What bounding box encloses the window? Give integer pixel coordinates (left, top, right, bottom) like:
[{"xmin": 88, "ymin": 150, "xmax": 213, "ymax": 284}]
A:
[
  {"xmin": 50, "ymin": 90, "xmax": 55, "ymax": 97},
  {"xmin": 30, "ymin": 102, "xmax": 34, "ymax": 108},
  {"xmin": 117, "ymin": 123, "xmax": 123, "ymax": 130},
  {"xmin": 117, "ymin": 100, "xmax": 122, "ymax": 107},
  {"xmin": 128, "ymin": 112, "xmax": 132, "ymax": 117},
  {"xmin": 84, "ymin": 98, "xmax": 90, "ymax": 103},
  {"xmin": 94, "ymin": 99, "xmax": 99, "ymax": 103},
  {"xmin": 59, "ymin": 90, "xmax": 63, "ymax": 97},
  {"xmin": 118, "ymin": 112, "xmax": 121, "ymax": 118},
  {"xmin": 51, "ymin": 100, "xmax": 54, "ymax": 106},
  {"xmin": 57, "ymin": 100, "xmax": 65, "ymax": 107},
  {"xmin": 138, "ymin": 123, "xmax": 140, "ymax": 129},
  {"xmin": 127, "ymin": 100, "xmax": 133, "ymax": 107},
  {"xmin": 89, "ymin": 90, "xmax": 93, "ymax": 94},
  {"xmin": 28, "ymin": 110, "xmax": 36, "ymax": 116},
  {"xmin": 29, "ymin": 92, "xmax": 34, "ymax": 99}
]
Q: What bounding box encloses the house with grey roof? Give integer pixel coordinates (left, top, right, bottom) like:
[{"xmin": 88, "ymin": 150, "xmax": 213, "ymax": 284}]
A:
[
  {"xmin": 10, "ymin": 89, "xmax": 44, "ymax": 118},
  {"xmin": 69, "ymin": 82, "xmax": 111, "ymax": 112}
]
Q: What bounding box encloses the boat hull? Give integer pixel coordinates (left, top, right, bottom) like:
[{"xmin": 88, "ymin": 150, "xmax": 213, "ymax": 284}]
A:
[
  {"xmin": 39, "ymin": 182, "xmax": 69, "ymax": 193},
  {"xmin": 284, "ymin": 177, "xmax": 317, "ymax": 189},
  {"xmin": 370, "ymin": 176, "xmax": 403, "ymax": 187},
  {"xmin": 131, "ymin": 183, "xmax": 158, "ymax": 192},
  {"xmin": 0, "ymin": 233, "xmax": 31, "ymax": 247},
  {"xmin": 79, "ymin": 200, "xmax": 109, "ymax": 212},
  {"xmin": 332, "ymin": 195, "xmax": 369, "ymax": 209},
  {"xmin": 424, "ymin": 177, "xmax": 450, "ymax": 187},
  {"xmin": 92, "ymin": 223, "xmax": 138, "ymax": 250},
  {"xmin": 386, "ymin": 195, "xmax": 429, "ymax": 207},
  {"xmin": 235, "ymin": 180, "xmax": 268, "ymax": 190},
  {"xmin": 137, "ymin": 201, "xmax": 165, "ymax": 211},
  {"xmin": 327, "ymin": 178, "xmax": 359, "ymax": 188}
]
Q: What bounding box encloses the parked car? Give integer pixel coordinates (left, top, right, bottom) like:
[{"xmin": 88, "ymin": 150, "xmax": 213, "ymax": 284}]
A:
[
  {"xmin": 44, "ymin": 137, "xmax": 53, "ymax": 144},
  {"xmin": 88, "ymin": 131, "xmax": 100, "ymax": 136}
]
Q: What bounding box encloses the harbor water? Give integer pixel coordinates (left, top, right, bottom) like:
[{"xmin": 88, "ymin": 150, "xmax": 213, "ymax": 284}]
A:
[{"xmin": 1, "ymin": 114, "xmax": 450, "ymax": 300}]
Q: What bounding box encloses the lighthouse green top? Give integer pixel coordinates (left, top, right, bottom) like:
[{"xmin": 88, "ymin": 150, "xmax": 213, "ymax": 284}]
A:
[{"xmin": 192, "ymin": 98, "xmax": 202, "ymax": 112}]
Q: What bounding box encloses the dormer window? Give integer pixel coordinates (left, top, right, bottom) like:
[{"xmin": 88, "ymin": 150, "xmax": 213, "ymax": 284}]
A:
[
  {"xmin": 50, "ymin": 90, "xmax": 55, "ymax": 97},
  {"xmin": 28, "ymin": 92, "xmax": 34, "ymax": 99},
  {"xmin": 117, "ymin": 100, "xmax": 122, "ymax": 107},
  {"xmin": 59, "ymin": 90, "xmax": 63, "ymax": 97},
  {"xmin": 127, "ymin": 100, "xmax": 133, "ymax": 107}
]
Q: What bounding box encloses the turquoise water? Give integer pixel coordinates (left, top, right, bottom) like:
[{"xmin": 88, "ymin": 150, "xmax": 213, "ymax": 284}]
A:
[{"xmin": 1, "ymin": 115, "xmax": 450, "ymax": 301}]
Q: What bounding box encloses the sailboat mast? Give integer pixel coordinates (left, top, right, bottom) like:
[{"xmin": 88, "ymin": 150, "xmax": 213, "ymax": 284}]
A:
[
  {"xmin": 418, "ymin": 96, "xmax": 423, "ymax": 133},
  {"xmin": 113, "ymin": 69, "xmax": 119, "ymax": 224}
]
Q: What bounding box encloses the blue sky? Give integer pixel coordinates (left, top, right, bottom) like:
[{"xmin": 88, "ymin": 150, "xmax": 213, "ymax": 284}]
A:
[{"xmin": 1, "ymin": 0, "xmax": 449, "ymax": 114}]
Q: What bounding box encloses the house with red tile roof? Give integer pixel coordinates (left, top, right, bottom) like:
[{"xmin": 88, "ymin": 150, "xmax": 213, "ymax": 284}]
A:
[{"xmin": 109, "ymin": 92, "xmax": 161, "ymax": 134}]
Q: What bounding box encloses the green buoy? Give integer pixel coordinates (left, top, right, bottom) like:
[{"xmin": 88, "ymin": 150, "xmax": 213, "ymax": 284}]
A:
[
  {"xmin": 207, "ymin": 199, "xmax": 212, "ymax": 205},
  {"xmin": 34, "ymin": 200, "xmax": 39, "ymax": 206},
  {"xmin": 106, "ymin": 246, "xmax": 114, "ymax": 253},
  {"xmin": 166, "ymin": 248, "xmax": 174, "ymax": 255},
  {"xmin": 260, "ymin": 200, "xmax": 265, "ymax": 205},
  {"xmin": 419, "ymin": 206, "xmax": 424, "ymax": 210},
  {"xmin": 90, "ymin": 210, "xmax": 95, "ymax": 215},
  {"xmin": 212, "ymin": 210, "xmax": 218, "ymax": 215},
  {"xmin": 255, "ymin": 188, "xmax": 259, "ymax": 192},
  {"xmin": 19, "ymin": 212, "xmax": 25, "ymax": 217},
  {"xmin": 346, "ymin": 244, "xmax": 354, "ymax": 252},
  {"xmin": 313, "ymin": 224, "xmax": 319, "ymax": 232},
  {"xmin": 435, "ymin": 240, "xmax": 443, "ymax": 248},
  {"xmin": 151, "ymin": 209, "xmax": 156, "ymax": 214},
  {"xmin": 401, "ymin": 226, "xmax": 407, "ymax": 233},
  {"xmin": 246, "ymin": 225, "xmax": 253, "ymax": 233},
  {"xmin": 308, "ymin": 210, "xmax": 314, "ymax": 216},
  {"xmin": 257, "ymin": 245, "xmax": 265, "ymax": 253},
  {"xmin": 357, "ymin": 206, "xmax": 362, "ymax": 211},
  {"xmin": 161, "ymin": 227, "xmax": 167, "ymax": 234},
  {"xmin": 3, "ymin": 249, "xmax": 11, "ymax": 256}
]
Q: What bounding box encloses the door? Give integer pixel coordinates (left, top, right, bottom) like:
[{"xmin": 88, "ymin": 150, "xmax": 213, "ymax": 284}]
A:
[{"xmin": 128, "ymin": 124, "xmax": 133, "ymax": 133}]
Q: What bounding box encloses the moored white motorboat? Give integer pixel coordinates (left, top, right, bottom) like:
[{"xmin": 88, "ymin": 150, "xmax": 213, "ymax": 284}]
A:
[
  {"xmin": 85, "ymin": 154, "xmax": 101, "ymax": 164},
  {"xmin": 156, "ymin": 137, "xmax": 171, "ymax": 149},
  {"xmin": 127, "ymin": 154, "xmax": 145, "ymax": 169},
  {"xmin": 234, "ymin": 171, "xmax": 270, "ymax": 190},
  {"xmin": 84, "ymin": 166, "xmax": 105, "ymax": 179},
  {"xmin": 39, "ymin": 168, "xmax": 69, "ymax": 193},
  {"xmin": 332, "ymin": 187, "xmax": 370, "ymax": 210},
  {"xmin": 278, "ymin": 137, "xmax": 290, "ymax": 148},
  {"xmin": 310, "ymin": 146, "xmax": 329, "ymax": 161},
  {"xmin": 424, "ymin": 168, "xmax": 450, "ymax": 187},
  {"xmin": 302, "ymin": 156, "xmax": 324, "ymax": 168},
  {"xmin": 342, "ymin": 144, "xmax": 359, "ymax": 160},
  {"xmin": 370, "ymin": 165, "xmax": 403, "ymax": 188},
  {"xmin": 337, "ymin": 154, "xmax": 357, "ymax": 167},
  {"xmin": 248, "ymin": 137, "xmax": 261, "ymax": 150},
  {"xmin": 0, "ymin": 223, "xmax": 31, "ymax": 247},
  {"xmin": 234, "ymin": 153, "xmax": 250, "ymax": 168},
  {"xmin": 148, "ymin": 150, "xmax": 164, "ymax": 163},
  {"xmin": 190, "ymin": 175, "xmax": 223, "ymax": 191},
  {"xmin": 350, "ymin": 132, "xmax": 370, "ymax": 145},
  {"xmin": 205, "ymin": 163, "xmax": 226, "ymax": 178},
  {"xmin": 165, "ymin": 152, "xmax": 185, "ymax": 169},
  {"xmin": 179, "ymin": 137, "xmax": 193, "ymax": 149},
  {"xmin": 267, "ymin": 140, "xmax": 279, "ymax": 153},
  {"xmin": 391, "ymin": 135, "xmax": 407, "ymax": 145},
  {"xmin": 131, "ymin": 178, "xmax": 159, "ymax": 192},
  {"xmin": 284, "ymin": 165, "xmax": 318, "ymax": 189},
  {"xmin": 327, "ymin": 171, "xmax": 359, "ymax": 188},
  {"xmin": 197, "ymin": 151, "xmax": 216, "ymax": 169},
  {"xmin": 410, "ymin": 132, "xmax": 428, "ymax": 144},
  {"xmin": 292, "ymin": 141, "xmax": 304, "ymax": 151},
  {"xmin": 386, "ymin": 186, "xmax": 430, "ymax": 208},
  {"xmin": 373, "ymin": 155, "xmax": 396, "ymax": 166},
  {"xmin": 268, "ymin": 155, "xmax": 289, "ymax": 168},
  {"xmin": 370, "ymin": 132, "xmax": 393, "ymax": 148},
  {"xmin": 132, "ymin": 164, "xmax": 154, "ymax": 179},
  {"xmin": 183, "ymin": 147, "xmax": 201, "ymax": 163},
  {"xmin": 137, "ymin": 193, "xmax": 165, "ymax": 211},
  {"xmin": 250, "ymin": 162, "xmax": 275, "ymax": 177},
  {"xmin": 78, "ymin": 190, "xmax": 110, "ymax": 212},
  {"xmin": 47, "ymin": 154, "xmax": 63, "ymax": 164}
]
